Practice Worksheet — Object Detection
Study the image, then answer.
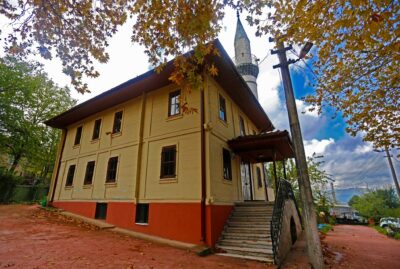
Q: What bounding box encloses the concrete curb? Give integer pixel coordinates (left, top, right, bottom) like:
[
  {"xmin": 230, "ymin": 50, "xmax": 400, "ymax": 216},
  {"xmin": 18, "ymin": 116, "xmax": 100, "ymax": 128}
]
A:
[{"xmin": 60, "ymin": 211, "xmax": 115, "ymax": 229}]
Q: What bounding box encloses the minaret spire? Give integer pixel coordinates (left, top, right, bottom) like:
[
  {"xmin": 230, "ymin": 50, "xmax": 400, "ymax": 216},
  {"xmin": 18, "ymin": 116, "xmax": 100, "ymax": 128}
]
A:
[{"xmin": 234, "ymin": 12, "xmax": 259, "ymax": 99}]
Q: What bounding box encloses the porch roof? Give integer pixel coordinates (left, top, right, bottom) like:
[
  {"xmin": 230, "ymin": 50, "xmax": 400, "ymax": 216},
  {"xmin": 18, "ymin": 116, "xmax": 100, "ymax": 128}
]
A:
[{"xmin": 227, "ymin": 130, "xmax": 295, "ymax": 163}]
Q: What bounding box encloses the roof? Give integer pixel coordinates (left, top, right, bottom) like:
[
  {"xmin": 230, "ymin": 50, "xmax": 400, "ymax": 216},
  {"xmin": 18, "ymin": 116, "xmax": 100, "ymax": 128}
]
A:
[
  {"xmin": 45, "ymin": 40, "xmax": 274, "ymax": 131},
  {"xmin": 228, "ymin": 130, "xmax": 295, "ymax": 162},
  {"xmin": 234, "ymin": 15, "xmax": 250, "ymax": 42}
]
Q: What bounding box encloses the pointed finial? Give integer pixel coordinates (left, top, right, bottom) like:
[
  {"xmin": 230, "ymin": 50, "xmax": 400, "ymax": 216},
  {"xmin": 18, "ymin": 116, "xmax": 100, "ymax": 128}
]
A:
[{"xmin": 236, "ymin": 9, "xmax": 240, "ymax": 18}]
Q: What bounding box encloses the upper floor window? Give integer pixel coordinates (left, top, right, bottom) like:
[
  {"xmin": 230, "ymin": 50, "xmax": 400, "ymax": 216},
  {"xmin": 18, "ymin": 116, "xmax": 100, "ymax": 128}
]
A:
[
  {"xmin": 74, "ymin": 126, "xmax": 82, "ymax": 145},
  {"xmin": 65, "ymin": 164, "xmax": 76, "ymax": 186},
  {"xmin": 168, "ymin": 90, "xmax": 181, "ymax": 116},
  {"xmin": 219, "ymin": 95, "xmax": 227, "ymax": 122},
  {"xmin": 239, "ymin": 116, "xmax": 246, "ymax": 136},
  {"xmin": 256, "ymin": 167, "xmax": 262, "ymax": 188},
  {"xmin": 160, "ymin": 145, "xmax": 176, "ymax": 178},
  {"xmin": 112, "ymin": 111, "xmax": 123, "ymax": 134},
  {"xmin": 84, "ymin": 161, "xmax": 95, "ymax": 185},
  {"xmin": 92, "ymin": 119, "xmax": 102, "ymax": 140},
  {"xmin": 106, "ymin": 157, "xmax": 119, "ymax": 183},
  {"xmin": 223, "ymin": 148, "xmax": 232, "ymax": 180}
]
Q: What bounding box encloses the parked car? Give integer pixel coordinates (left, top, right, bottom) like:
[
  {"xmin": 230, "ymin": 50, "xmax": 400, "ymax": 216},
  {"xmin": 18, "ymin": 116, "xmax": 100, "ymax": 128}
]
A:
[{"xmin": 379, "ymin": 217, "xmax": 400, "ymax": 229}]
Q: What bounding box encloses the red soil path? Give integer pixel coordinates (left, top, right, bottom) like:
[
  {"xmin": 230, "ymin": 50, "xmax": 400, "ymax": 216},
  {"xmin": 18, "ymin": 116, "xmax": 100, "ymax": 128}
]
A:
[
  {"xmin": 323, "ymin": 225, "xmax": 400, "ymax": 269},
  {"xmin": 0, "ymin": 205, "xmax": 273, "ymax": 269}
]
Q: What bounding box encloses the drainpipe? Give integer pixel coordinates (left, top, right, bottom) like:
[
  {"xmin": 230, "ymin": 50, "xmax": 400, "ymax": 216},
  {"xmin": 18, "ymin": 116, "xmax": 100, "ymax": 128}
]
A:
[
  {"xmin": 200, "ymin": 89, "xmax": 207, "ymax": 243},
  {"xmin": 134, "ymin": 92, "xmax": 147, "ymax": 203},
  {"xmin": 48, "ymin": 129, "xmax": 67, "ymax": 204}
]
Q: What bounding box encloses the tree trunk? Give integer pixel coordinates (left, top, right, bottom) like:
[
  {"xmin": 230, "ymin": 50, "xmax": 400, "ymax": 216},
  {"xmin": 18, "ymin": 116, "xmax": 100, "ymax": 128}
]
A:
[{"xmin": 9, "ymin": 153, "xmax": 22, "ymax": 174}]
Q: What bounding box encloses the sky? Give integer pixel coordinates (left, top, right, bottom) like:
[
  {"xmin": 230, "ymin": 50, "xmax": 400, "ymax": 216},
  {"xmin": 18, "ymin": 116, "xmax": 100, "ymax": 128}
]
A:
[{"xmin": 1, "ymin": 8, "xmax": 399, "ymax": 191}]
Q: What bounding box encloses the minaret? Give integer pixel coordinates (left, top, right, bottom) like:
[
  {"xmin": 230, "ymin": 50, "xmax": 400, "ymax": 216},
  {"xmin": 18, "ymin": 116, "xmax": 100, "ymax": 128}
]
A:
[{"xmin": 234, "ymin": 11, "xmax": 259, "ymax": 99}]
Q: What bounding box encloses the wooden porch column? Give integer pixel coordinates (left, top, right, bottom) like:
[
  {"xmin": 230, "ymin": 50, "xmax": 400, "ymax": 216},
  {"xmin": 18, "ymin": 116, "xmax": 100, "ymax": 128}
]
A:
[
  {"xmin": 273, "ymin": 150, "xmax": 278, "ymax": 195},
  {"xmin": 262, "ymin": 162, "xmax": 269, "ymax": 201},
  {"xmin": 283, "ymin": 159, "xmax": 287, "ymax": 180}
]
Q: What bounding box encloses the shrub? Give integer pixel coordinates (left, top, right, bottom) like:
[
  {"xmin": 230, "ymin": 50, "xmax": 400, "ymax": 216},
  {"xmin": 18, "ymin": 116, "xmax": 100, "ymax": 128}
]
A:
[{"xmin": 0, "ymin": 168, "xmax": 22, "ymax": 203}]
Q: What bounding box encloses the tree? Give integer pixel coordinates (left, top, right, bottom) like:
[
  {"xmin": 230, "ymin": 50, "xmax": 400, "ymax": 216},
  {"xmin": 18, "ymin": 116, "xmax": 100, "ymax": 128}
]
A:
[
  {"xmin": 266, "ymin": 154, "xmax": 331, "ymax": 212},
  {"xmin": 1, "ymin": 1, "xmax": 398, "ymax": 150},
  {"xmin": 349, "ymin": 188, "xmax": 400, "ymax": 222},
  {"xmin": 0, "ymin": 57, "xmax": 76, "ymax": 180}
]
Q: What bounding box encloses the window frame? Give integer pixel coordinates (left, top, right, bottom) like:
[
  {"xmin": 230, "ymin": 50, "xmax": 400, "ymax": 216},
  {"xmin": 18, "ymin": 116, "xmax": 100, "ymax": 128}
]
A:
[
  {"xmin": 160, "ymin": 145, "xmax": 177, "ymax": 179},
  {"xmin": 135, "ymin": 203, "xmax": 149, "ymax": 224},
  {"xmin": 168, "ymin": 90, "xmax": 181, "ymax": 117},
  {"xmin": 106, "ymin": 156, "xmax": 119, "ymax": 183},
  {"xmin": 74, "ymin": 126, "xmax": 83, "ymax": 146},
  {"xmin": 223, "ymin": 148, "xmax": 232, "ymax": 180},
  {"xmin": 219, "ymin": 94, "xmax": 227, "ymax": 122},
  {"xmin": 84, "ymin": 161, "xmax": 96, "ymax": 185},
  {"xmin": 92, "ymin": 118, "xmax": 102, "ymax": 140},
  {"xmin": 112, "ymin": 111, "xmax": 123, "ymax": 134},
  {"xmin": 65, "ymin": 164, "xmax": 76, "ymax": 187}
]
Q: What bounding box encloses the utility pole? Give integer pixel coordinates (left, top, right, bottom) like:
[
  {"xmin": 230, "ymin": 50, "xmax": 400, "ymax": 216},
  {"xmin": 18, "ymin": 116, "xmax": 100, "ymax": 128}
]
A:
[
  {"xmin": 385, "ymin": 147, "xmax": 400, "ymax": 198},
  {"xmin": 271, "ymin": 41, "xmax": 324, "ymax": 269}
]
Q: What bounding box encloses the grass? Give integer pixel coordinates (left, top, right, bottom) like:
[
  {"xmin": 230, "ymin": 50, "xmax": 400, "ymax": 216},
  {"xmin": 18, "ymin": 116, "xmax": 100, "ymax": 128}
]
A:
[
  {"xmin": 319, "ymin": 224, "xmax": 333, "ymax": 235},
  {"xmin": 373, "ymin": 225, "xmax": 400, "ymax": 239}
]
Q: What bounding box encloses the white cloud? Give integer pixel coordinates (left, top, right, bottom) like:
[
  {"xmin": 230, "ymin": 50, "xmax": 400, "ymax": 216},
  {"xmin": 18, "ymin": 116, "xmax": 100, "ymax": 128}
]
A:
[
  {"xmin": 354, "ymin": 143, "xmax": 373, "ymax": 154},
  {"xmin": 296, "ymin": 99, "xmax": 319, "ymax": 118},
  {"xmin": 304, "ymin": 138, "xmax": 335, "ymax": 157}
]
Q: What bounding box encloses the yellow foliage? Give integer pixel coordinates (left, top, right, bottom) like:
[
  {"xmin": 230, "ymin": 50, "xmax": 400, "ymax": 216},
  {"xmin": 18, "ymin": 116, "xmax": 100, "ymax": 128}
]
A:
[{"xmin": 1, "ymin": 0, "xmax": 399, "ymax": 149}]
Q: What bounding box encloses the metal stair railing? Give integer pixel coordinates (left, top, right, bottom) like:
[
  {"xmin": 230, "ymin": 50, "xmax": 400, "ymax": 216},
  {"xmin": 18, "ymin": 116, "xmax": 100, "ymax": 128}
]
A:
[{"xmin": 270, "ymin": 179, "xmax": 301, "ymax": 264}]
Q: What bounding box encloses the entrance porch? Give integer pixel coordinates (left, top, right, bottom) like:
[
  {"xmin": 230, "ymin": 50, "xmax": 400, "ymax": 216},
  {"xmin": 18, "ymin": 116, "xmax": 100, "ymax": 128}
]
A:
[{"xmin": 215, "ymin": 130, "xmax": 302, "ymax": 265}]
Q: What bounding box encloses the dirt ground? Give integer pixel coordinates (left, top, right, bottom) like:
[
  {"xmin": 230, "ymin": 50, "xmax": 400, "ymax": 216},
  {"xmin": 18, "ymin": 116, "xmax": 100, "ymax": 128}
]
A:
[
  {"xmin": 0, "ymin": 205, "xmax": 274, "ymax": 269},
  {"xmin": 2, "ymin": 205, "xmax": 399, "ymax": 269},
  {"xmin": 322, "ymin": 224, "xmax": 400, "ymax": 269}
]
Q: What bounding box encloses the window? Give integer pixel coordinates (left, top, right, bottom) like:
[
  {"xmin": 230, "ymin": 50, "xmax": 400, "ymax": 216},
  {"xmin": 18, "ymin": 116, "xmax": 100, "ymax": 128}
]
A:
[
  {"xmin": 135, "ymin": 204, "xmax": 149, "ymax": 224},
  {"xmin": 239, "ymin": 116, "xmax": 246, "ymax": 136},
  {"xmin": 219, "ymin": 95, "xmax": 227, "ymax": 122},
  {"xmin": 106, "ymin": 157, "xmax": 118, "ymax": 183},
  {"xmin": 92, "ymin": 119, "xmax": 102, "ymax": 140},
  {"xmin": 223, "ymin": 148, "xmax": 232, "ymax": 180},
  {"xmin": 112, "ymin": 111, "xmax": 123, "ymax": 134},
  {"xmin": 160, "ymin": 145, "xmax": 176, "ymax": 178},
  {"xmin": 168, "ymin": 90, "xmax": 180, "ymax": 116},
  {"xmin": 256, "ymin": 167, "xmax": 262, "ymax": 188},
  {"xmin": 74, "ymin": 126, "xmax": 82, "ymax": 145},
  {"xmin": 95, "ymin": 203, "xmax": 107, "ymax": 219},
  {"xmin": 65, "ymin": 164, "xmax": 76, "ymax": 186},
  {"xmin": 84, "ymin": 161, "xmax": 95, "ymax": 185}
]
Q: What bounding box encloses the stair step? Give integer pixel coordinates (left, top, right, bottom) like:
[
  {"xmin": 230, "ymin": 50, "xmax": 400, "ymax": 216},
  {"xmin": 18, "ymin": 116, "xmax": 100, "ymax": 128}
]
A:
[
  {"xmin": 226, "ymin": 226, "xmax": 270, "ymax": 232},
  {"xmin": 234, "ymin": 206, "xmax": 273, "ymax": 210},
  {"xmin": 227, "ymin": 222, "xmax": 270, "ymax": 228},
  {"xmin": 230, "ymin": 217, "xmax": 271, "ymax": 222},
  {"xmin": 222, "ymin": 233, "xmax": 271, "ymax": 240},
  {"xmin": 227, "ymin": 218, "xmax": 271, "ymax": 223},
  {"xmin": 233, "ymin": 210, "xmax": 273, "ymax": 214},
  {"xmin": 216, "ymin": 245, "xmax": 274, "ymax": 258},
  {"xmin": 218, "ymin": 238, "xmax": 272, "ymax": 248},
  {"xmin": 235, "ymin": 201, "xmax": 274, "ymax": 206},
  {"xmin": 215, "ymin": 253, "xmax": 274, "ymax": 263}
]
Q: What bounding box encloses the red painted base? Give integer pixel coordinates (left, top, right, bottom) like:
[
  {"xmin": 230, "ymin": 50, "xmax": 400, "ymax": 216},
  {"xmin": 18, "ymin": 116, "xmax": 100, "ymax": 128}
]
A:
[{"xmin": 51, "ymin": 201, "xmax": 232, "ymax": 247}]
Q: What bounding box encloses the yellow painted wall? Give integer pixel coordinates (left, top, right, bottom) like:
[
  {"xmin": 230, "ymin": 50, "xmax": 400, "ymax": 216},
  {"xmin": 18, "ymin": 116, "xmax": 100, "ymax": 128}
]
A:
[
  {"xmin": 52, "ymin": 75, "xmax": 271, "ymax": 205},
  {"xmin": 204, "ymin": 75, "xmax": 268, "ymax": 204},
  {"xmin": 54, "ymin": 84, "xmax": 202, "ymax": 203}
]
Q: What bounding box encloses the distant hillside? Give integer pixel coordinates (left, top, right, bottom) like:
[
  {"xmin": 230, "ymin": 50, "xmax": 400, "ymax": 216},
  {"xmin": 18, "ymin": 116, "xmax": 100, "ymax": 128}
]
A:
[
  {"xmin": 328, "ymin": 188, "xmax": 367, "ymax": 204},
  {"xmin": 336, "ymin": 188, "xmax": 367, "ymax": 204}
]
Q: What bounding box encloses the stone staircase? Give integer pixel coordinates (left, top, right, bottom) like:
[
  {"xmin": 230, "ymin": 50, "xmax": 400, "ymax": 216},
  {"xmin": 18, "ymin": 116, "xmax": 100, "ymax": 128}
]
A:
[{"xmin": 215, "ymin": 201, "xmax": 274, "ymax": 263}]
